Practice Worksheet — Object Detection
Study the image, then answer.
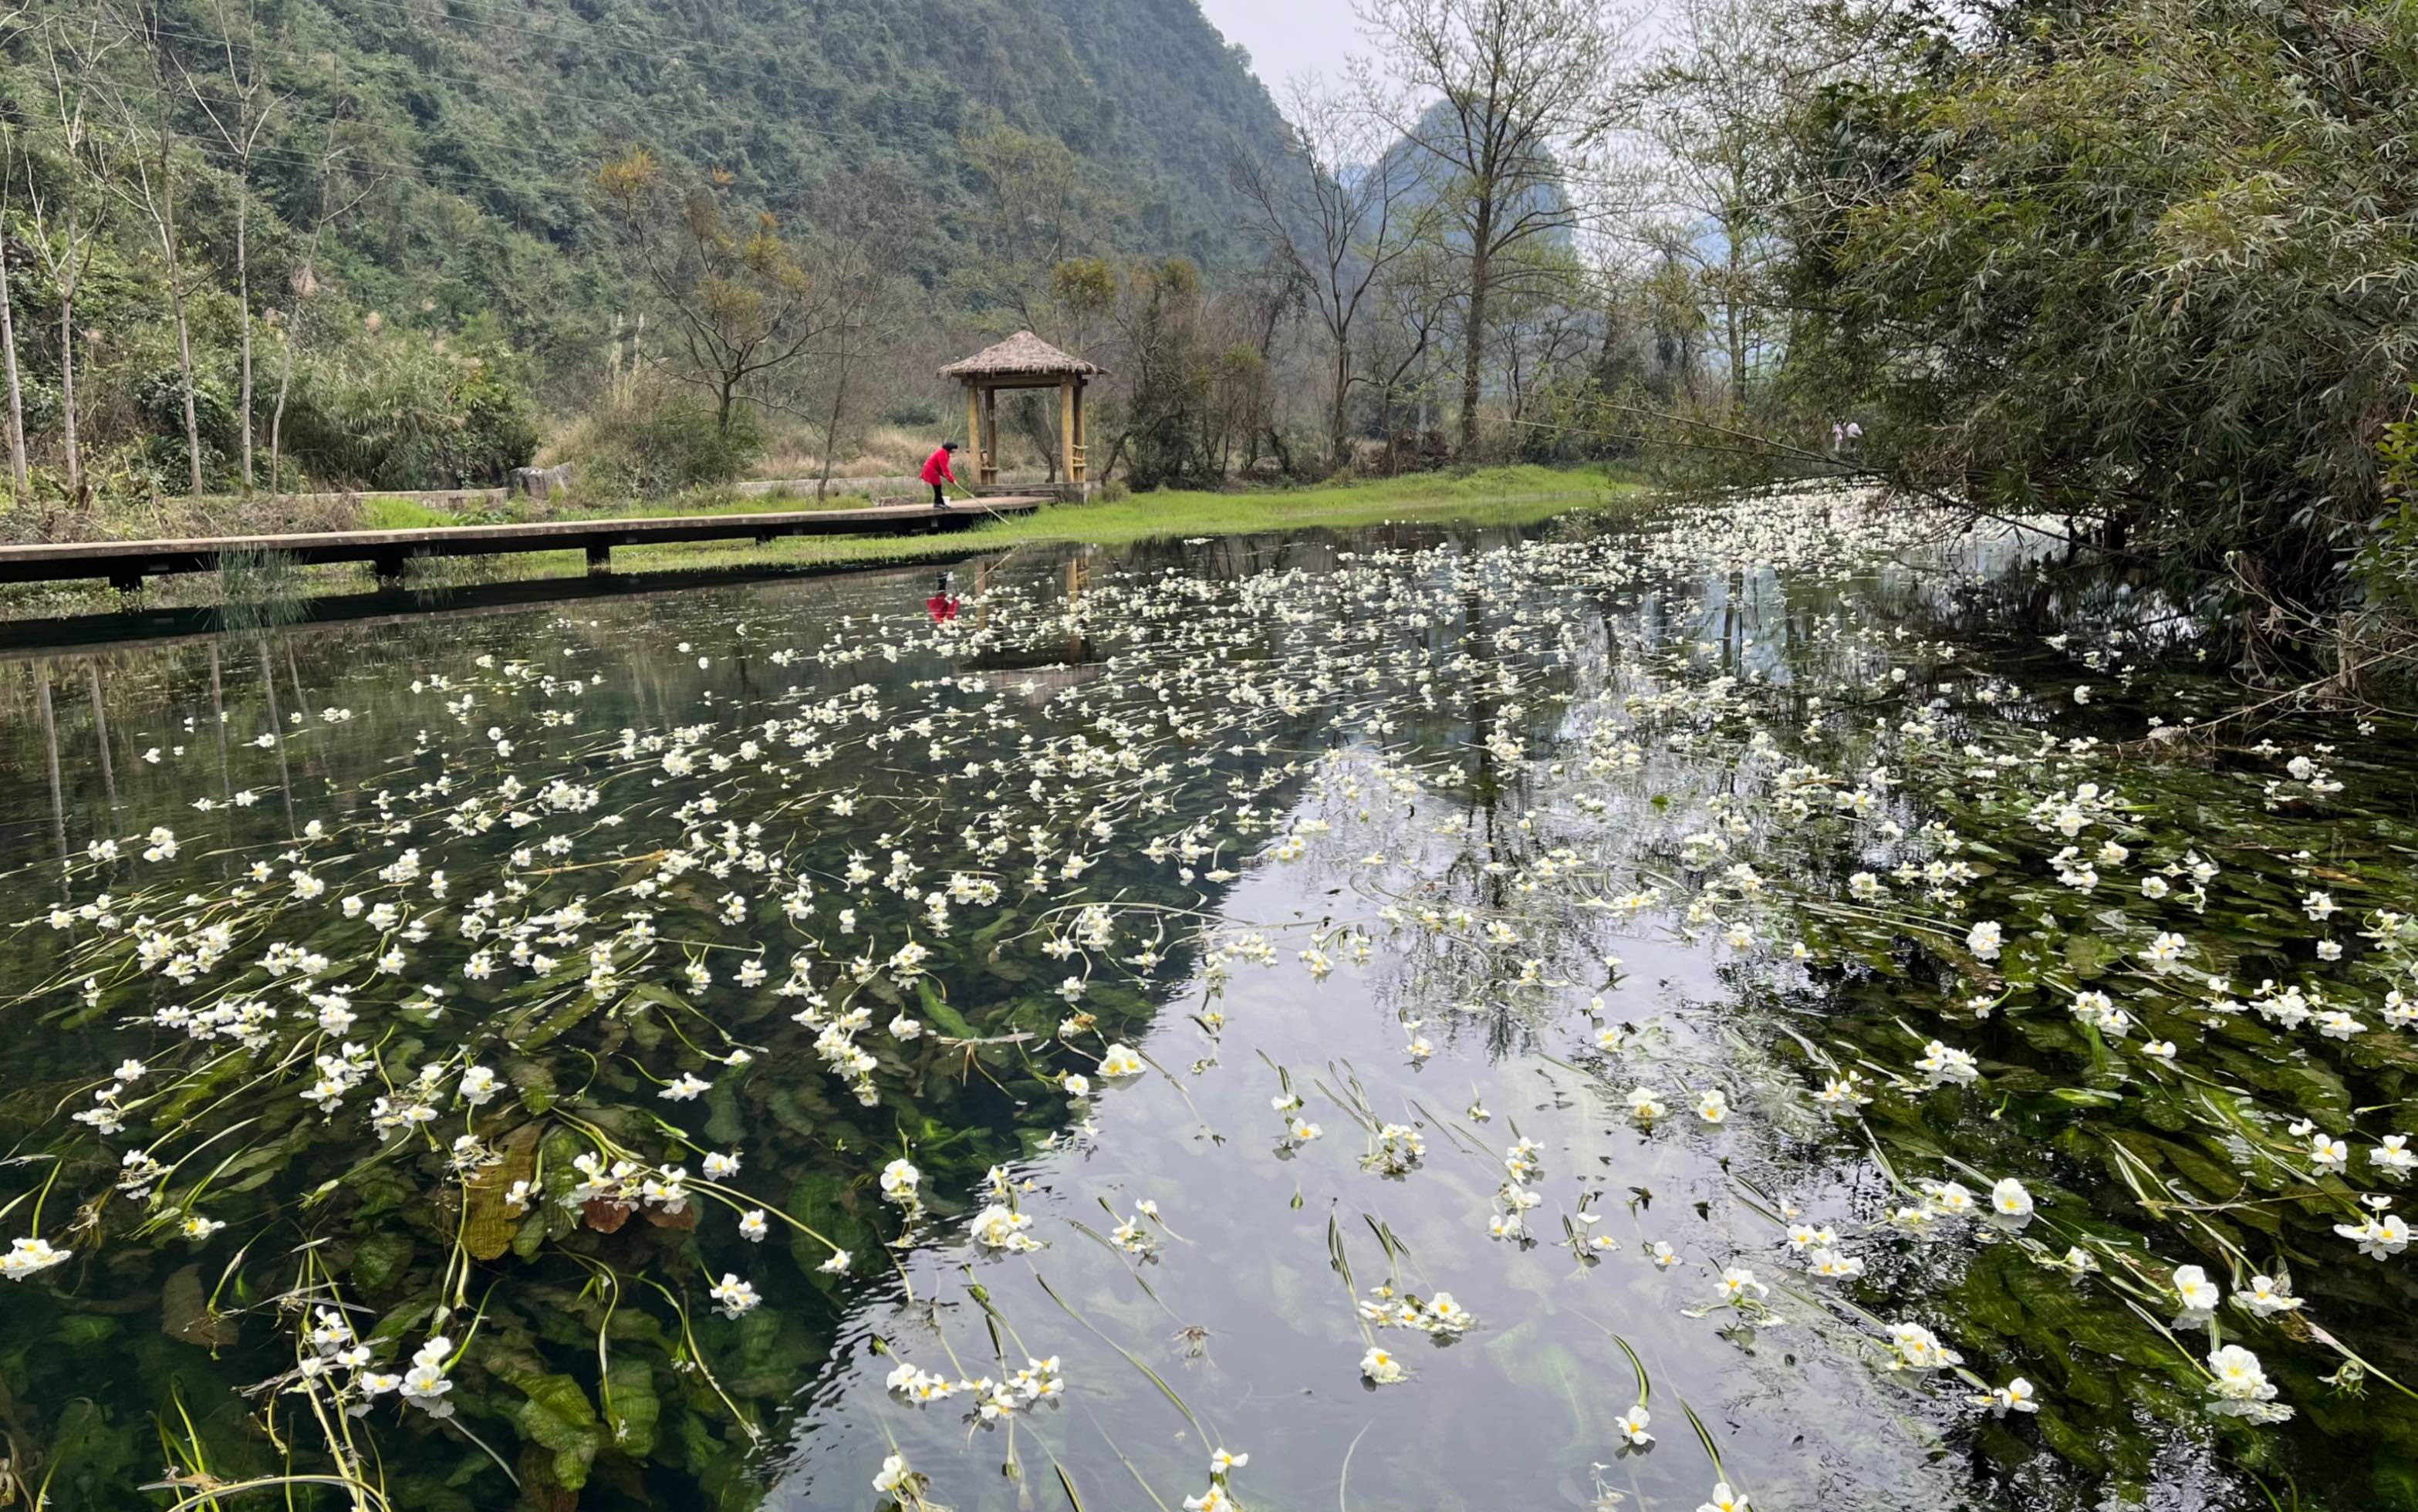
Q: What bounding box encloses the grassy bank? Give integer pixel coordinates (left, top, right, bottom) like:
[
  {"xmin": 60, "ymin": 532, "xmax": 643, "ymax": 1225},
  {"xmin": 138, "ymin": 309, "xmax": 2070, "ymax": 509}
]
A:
[{"xmin": 3, "ymin": 465, "xmax": 1646, "ymax": 622}]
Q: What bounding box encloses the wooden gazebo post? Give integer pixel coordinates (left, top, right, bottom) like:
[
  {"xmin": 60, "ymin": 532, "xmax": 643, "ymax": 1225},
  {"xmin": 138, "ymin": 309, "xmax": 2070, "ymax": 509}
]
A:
[{"xmin": 938, "ymin": 332, "xmax": 1103, "ymax": 499}]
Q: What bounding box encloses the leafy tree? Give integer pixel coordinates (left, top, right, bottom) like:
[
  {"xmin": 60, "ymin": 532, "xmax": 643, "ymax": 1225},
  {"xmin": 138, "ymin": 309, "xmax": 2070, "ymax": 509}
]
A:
[
  {"xmin": 1778, "ymin": 0, "xmax": 2418, "ymax": 626},
  {"xmin": 592, "ymin": 149, "xmax": 833, "ymax": 442}
]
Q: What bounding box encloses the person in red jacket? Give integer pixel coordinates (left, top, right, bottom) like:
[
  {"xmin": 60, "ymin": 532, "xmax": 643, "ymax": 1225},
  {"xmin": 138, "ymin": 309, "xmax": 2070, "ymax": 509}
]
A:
[{"xmin": 920, "ymin": 441, "xmax": 960, "ymax": 509}]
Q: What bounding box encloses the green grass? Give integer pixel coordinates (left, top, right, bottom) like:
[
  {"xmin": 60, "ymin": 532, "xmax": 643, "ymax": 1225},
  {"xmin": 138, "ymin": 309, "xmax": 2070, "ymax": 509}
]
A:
[{"xmin": 357, "ymin": 496, "xmax": 468, "ymax": 530}]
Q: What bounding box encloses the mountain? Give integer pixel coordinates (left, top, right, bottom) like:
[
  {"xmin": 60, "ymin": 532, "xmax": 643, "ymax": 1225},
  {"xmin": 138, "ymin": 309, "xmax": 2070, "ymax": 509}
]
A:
[{"xmin": 127, "ymin": 0, "xmax": 1295, "ymax": 364}]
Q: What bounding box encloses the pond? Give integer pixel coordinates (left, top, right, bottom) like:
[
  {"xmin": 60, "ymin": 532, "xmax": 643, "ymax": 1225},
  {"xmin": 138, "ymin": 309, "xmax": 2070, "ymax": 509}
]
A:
[{"xmin": 4, "ymin": 491, "xmax": 2416, "ymax": 1512}]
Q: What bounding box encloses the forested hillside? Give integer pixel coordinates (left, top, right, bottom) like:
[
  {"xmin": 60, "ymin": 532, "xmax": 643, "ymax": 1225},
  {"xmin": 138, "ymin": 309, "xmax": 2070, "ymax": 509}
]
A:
[
  {"xmin": 277, "ymin": 0, "xmax": 1292, "ymax": 358},
  {"xmin": 0, "ymin": 0, "xmax": 1296, "ymax": 503}
]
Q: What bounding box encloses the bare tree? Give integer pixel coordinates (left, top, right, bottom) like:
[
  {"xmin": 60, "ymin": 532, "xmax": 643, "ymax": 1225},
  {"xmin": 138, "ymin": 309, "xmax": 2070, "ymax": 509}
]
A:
[
  {"xmin": 175, "ymin": 0, "xmax": 282, "ymax": 490},
  {"xmin": 268, "ymin": 121, "xmax": 370, "ymax": 491},
  {"xmin": 0, "ymin": 123, "xmax": 34, "ymax": 501},
  {"xmin": 1632, "ymin": 0, "xmax": 1864, "ymax": 412},
  {"xmin": 1356, "ymin": 0, "xmax": 1634, "ymax": 457},
  {"xmin": 775, "ymin": 173, "xmax": 914, "ymax": 500},
  {"xmin": 1234, "ymin": 76, "xmax": 1430, "ymax": 474},
  {"xmin": 21, "ymin": 10, "xmax": 121, "ymax": 505},
  {"xmin": 105, "ymin": 0, "xmax": 209, "ymax": 494}
]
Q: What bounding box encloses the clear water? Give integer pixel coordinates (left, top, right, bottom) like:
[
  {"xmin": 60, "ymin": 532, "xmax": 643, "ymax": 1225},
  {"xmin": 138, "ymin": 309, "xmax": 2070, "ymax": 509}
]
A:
[{"xmin": 4, "ymin": 501, "xmax": 2414, "ymax": 1511}]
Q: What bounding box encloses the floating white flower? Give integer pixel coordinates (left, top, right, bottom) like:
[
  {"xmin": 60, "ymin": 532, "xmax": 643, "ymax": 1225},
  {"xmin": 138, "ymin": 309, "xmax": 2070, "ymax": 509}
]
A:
[
  {"xmin": 708, "ymin": 1274, "xmax": 760, "ymax": 1319},
  {"xmin": 2, "ymin": 1237, "xmax": 71, "ymax": 1281},
  {"xmin": 1970, "ymin": 1377, "xmax": 2040, "ymax": 1417},
  {"xmin": 1886, "ymin": 1321, "xmax": 1963, "ymax": 1370},
  {"xmin": 1359, "ymin": 1345, "xmax": 1406, "ymax": 1384},
  {"xmin": 1965, "ymin": 920, "xmax": 2003, "ymax": 960},
  {"xmin": 1615, "ymin": 1405, "xmax": 1653, "ymax": 1445}
]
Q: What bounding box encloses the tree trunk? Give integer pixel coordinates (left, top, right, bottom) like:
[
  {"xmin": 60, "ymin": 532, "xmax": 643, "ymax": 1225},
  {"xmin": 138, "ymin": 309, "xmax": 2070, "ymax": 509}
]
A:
[
  {"xmin": 58, "ymin": 280, "xmax": 81, "ymax": 503},
  {"xmin": 147, "ymin": 147, "xmax": 205, "ymax": 494},
  {"xmin": 1458, "ymin": 228, "xmax": 1492, "ymax": 459},
  {"xmin": 1724, "ymin": 235, "xmax": 1747, "ymax": 412},
  {"xmin": 235, "ymin": 186, "xmax": 255, "ymax": 489},
  {"xmin": 0, "ymin": 242, "xmax": 28, "ymax": 500},
  {"xmin": 815, "ymin": 343, "xmax": 849, "ymax": 501},
  {"xmin": 268, "ymin": 286, "xmax": 304, "ymax": 490},
  {"xmin": 170, "ymin": 265, "xmax": 204, "ymax": 493},
  {"xmin": 1329, "ymin": 338, "xmax": 1351, "ymax": 474}
]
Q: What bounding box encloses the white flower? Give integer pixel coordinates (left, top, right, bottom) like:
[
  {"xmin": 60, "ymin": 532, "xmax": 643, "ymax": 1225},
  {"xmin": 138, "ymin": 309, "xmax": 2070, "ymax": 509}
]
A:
[
  {"xmin": 1971, "ymin": 1377, "xmax": 2040, "ymax": 1417},
  {"xmin": 1097, "ymin": 1043, "xmax": 1146, "ymax": 1078},
  {"xmin": 1697, "ymin": 1481, "xmax": 1750, "ymax": 1512},
  {"xmin": 1990, "ymin": 1177, "xmax": 2035, "ymax": 1220},
  {"xmin": 708, "ymin": 1273, "xmax": 760, "ymax": 1318},
  {"xmin": 1717, "ymin": 1266, "xmax": 1767, "ymax": 1303},
  {"xmin": 1616, "ymin": 1404, "xmax": 1653, "ymax": 1445},
  {"xmin": 2171, "ymin": 1264, "xmax": 2220, "ymax": 1314},
  {"xmin": 880, "ymin": 1159, "xmax": 921, "ymax": 1199},
  {"xmin": 1627, "ymin": 1086, "xmax": 1667, "ymax": 1121},
  {"xmin": 971, "ymin": 1203, "xmax": 1040, "ymax": 1251},
  {"xmin": 2232, "ymin": 1274, "xmax": 2302, "ymax": 1318},
  {"xmin": 658, "ymin": 1072, "xmax": 711, "ymax": 1102},
  {"xmin": 2309, "ymin": 1133, "xmax": 2350, "ymax": 1172},
  {"xmin": 1359, "ymin": 1345, "xmax": 1406, "ymax": 1383},
  {"xmin": 873, "ymin": 1453, "xmax": 913, "ymax": 1494},
  {"xmin": 1211, "ymin": 1446, "xmax": 1249, "ymax": 1473},
  {"xmin": 1062, "ymin": 1073, "xmax": 1092, "ymax": 1098},
  {"xmin": 1694, "ymin": 1088, "xmax": 1729, "ymax": 1124},
  {"xmin": 1965, "ymin": 920, "xmax": 2003, "ymax": 960},
  {"xmin": 1886, "ymin": 1321, "xmax": 1963, "ymax": 1369},
  {"xmin": 738, "ymin": 1210, "xmax": 768, "ymax": 1242},
  {"xmin": 3, "ymin": 1237, "xmax": 72, "ymax": 1281},
  {"xmin": 2206, "ymin": 1344, "xmax": 2276, "ymax": 1403},
  {"xmin": 1914, "ymin": 1039, "xmax": 1980, "ymax": 1085}
]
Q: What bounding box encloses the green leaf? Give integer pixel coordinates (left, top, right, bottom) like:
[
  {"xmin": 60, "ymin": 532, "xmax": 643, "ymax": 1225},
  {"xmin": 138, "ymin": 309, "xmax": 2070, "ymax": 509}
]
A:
[
  {"xmin": 604, "ymin": 1357, "xmax": 661, "ymax": 1460},
  {"xmin": 512, "ymin": 1372, "xmax": 604, "ymax": 1490}
]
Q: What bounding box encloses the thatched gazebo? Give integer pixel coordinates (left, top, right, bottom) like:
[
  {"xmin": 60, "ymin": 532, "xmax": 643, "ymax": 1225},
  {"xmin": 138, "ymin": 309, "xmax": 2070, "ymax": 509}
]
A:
[{"xmin": 938, "ymin": 332, "xmax": 1102, "ymax": 493}]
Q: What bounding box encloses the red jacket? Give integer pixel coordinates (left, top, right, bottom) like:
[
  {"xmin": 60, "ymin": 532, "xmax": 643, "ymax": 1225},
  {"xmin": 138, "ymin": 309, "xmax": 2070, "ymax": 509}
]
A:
[{"xmin": 920, "ymin": 447, "xmax": 957, "ymax": 485}]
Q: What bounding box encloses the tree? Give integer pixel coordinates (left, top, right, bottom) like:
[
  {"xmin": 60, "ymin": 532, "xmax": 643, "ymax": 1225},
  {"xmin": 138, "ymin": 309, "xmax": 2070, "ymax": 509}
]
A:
[
  {"xmin": 957, "ymin": 123, "xmax": 1109, "ymax": 326},
  {"xmin": 106, "ymin": 0, "xmax": 213, "ymax": 494},
  {"xmin": 1356, "ymin": 0, "xmax": 1633, "ymax": 457},
  {"xmin": 593, "ymin": 150, "xmax": 836, "ymax": 440},
  {"xmin": 174, "ymin": 0, "xmax": 282, "ymax": 491},
  {"xmin": 20, "ymin": 8, "xmax": 120, "ymax": 504},
  {"xmin": 267, "ymin": 120, "xmax": 370, "ymax": 491},
  {"xmin": 0, "ymin": 124, "xmax": 34, "ymax": 501},
  {"xmin": 1632, "ymin": 0, "xmax": 1879, "ymax": 412},
  {"xmin": 1778, "ymin": 0, "xmax": 2418, "ymax": 620},
  {"xmin": 778, "ymin": 170, "xmax": 915, "ymax": 501},
  {"xmin": 1234, "ymin": 78, "xmax": 1429, "ymax": 473}
]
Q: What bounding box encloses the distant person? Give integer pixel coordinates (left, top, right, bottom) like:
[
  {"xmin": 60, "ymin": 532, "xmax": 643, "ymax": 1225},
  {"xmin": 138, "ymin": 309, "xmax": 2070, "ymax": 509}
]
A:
[{"xmin": 922, "ymin": 441, "xmax": 961, "ymax": 508}]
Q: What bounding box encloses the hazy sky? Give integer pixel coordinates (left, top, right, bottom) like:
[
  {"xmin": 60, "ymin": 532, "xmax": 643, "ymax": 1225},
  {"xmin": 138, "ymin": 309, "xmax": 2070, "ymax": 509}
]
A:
[{"xmin": 1194, "ymin": 0, "xmax": 1372, "ymax": 97}]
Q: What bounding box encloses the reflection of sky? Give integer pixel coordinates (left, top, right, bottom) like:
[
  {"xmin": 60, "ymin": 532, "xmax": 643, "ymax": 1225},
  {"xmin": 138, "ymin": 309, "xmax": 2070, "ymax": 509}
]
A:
[
  {"xmin": 755, "ymin": 549, "xmax": 1995, "ymax": 1510},
  {"xmin": 765, "ymin": 802, "xmax": 1973, "ymax": 1511}
]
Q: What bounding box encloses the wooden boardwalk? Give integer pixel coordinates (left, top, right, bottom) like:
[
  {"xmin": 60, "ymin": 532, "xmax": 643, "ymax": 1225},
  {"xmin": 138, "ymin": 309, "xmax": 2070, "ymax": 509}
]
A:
[{"xmin": 0, "ymin": 497, "xmax": 1049, "ymax": 592}]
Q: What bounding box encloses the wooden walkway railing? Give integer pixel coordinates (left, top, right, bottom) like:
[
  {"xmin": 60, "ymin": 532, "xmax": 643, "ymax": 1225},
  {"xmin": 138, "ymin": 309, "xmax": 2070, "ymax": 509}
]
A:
[{"xmin": 0, "ymin": 498, "xmax": 1047, "ymax": 592}]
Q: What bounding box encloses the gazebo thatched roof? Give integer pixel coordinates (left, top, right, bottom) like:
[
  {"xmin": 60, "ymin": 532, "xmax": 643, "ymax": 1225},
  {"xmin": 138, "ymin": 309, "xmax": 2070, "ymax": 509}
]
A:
[{"xmin": 938, "ymin": 332, "xmax": 1103, "ymax": 380}]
